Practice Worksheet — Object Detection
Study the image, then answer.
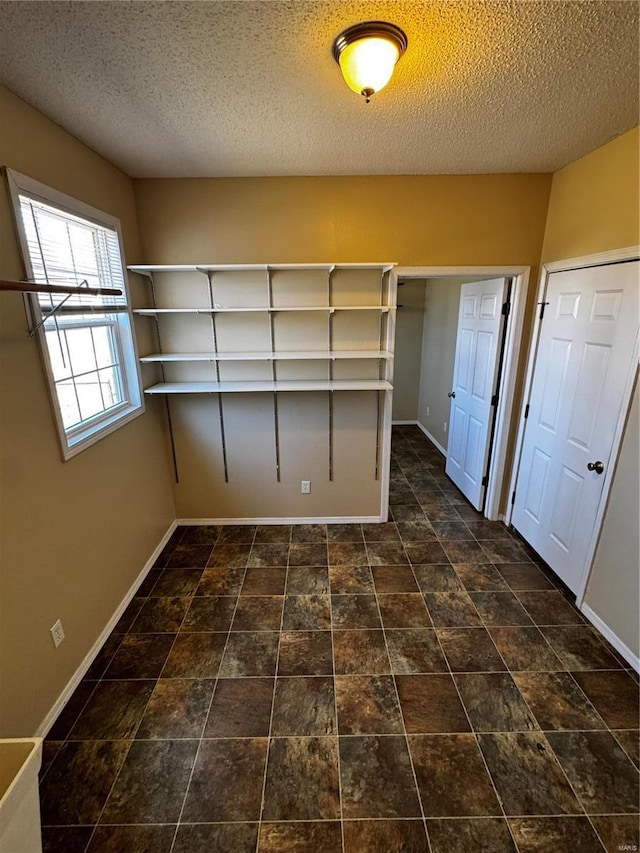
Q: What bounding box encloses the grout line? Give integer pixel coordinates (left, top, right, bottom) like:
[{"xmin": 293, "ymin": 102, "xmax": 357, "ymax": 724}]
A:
[
  {"xmin": 370, "ymin": 558, "xmax": 433, "ymax": 853},
  {"xmin": 253, "ymin": 530, "xmax": 290, "ymax": 850},
  {"xmin": 167, "ymin": 531, "xmax": 253, "ymax": 853},
  {"xmin": 326, "ymin": 544, "xmax": 346, "ymax": 853}
]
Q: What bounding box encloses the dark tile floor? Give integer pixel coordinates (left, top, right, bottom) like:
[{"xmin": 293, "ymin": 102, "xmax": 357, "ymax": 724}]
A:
[{"xmin": 39, "ymin": 426, "xmax": 639, "ymax": 852}]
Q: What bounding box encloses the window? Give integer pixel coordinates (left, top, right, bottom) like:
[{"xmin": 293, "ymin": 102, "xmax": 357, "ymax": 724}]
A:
[{"xmin": 6, "ymin": 169, "xmax": 143, "ymax": 459}]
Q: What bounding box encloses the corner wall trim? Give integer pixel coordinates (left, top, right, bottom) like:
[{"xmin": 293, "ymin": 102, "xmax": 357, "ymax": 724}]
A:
[
  {"xmin": 177, "ymin": 515, "xmax": 383, "ymax": 526},
  {"xmin": 415, "ymin": 421, "xmax": 447, "ymax": 457},
  {"xmin": 581, "ymin": 604, "xmax": 639, "ymax": 673},
  {"xmin": 35, "ymin": 520, "xmax": 178, "ymax": 738}
]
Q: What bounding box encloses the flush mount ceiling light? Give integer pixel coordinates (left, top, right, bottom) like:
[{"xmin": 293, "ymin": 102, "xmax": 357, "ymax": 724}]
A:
[{"xmin": 332, "ymin": 21, "xmax": 408, "ymax": 103}]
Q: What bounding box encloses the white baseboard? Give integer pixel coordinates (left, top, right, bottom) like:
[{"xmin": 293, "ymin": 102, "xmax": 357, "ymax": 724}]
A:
[
  {"xmin": 35, "ymin": 520, "xmax": 178, "ymax": 738},
  {"xmin": 581, "ymin": 603, "xmax": 640, "ymax": 673},
  {"xmin": 416, "ymin": 421, "xmax": 448, "ymax": 457},
  {"xmin": 178, "ymin": 515, "xmax": 383, "ymax": 525},
  {"xmin": 392, "ymin": 420, "xmax": 418, "ymax": 425}
]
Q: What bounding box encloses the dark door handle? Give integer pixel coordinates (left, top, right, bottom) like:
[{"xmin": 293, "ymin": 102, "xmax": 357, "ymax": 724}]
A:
[
  {"xmin": 448, "ymin": 391, "xmax": 456, "ymax": 398},
  {"xmin": 587, "ymin": 461, "xmax": 604, "ymax": 474}
]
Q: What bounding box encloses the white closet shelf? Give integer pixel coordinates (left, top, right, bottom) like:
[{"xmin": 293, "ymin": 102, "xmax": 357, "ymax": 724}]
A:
[
  {"xmin": 144, "ymin": 379, "xmax": 393, "ymax": 394},
  {"xmin": 140, "ymin": 350, "xmax": 392, "ymax": 362},
  {"xmin": 129, "ymin": 263, "xmax": 396, "ymax": 274},
  {"xmin": 134, "ymin": 306, "xmax": 391, "ymax": 315}
]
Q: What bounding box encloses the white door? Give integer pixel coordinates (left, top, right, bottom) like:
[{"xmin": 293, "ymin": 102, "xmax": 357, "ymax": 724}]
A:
[
  {"xmin": 512, "ymin": 260, "xmax": 639, "ymax": 593},
  {"xmin": 445, "ymin": 278, "xmax": 507, "ymax": 510}
]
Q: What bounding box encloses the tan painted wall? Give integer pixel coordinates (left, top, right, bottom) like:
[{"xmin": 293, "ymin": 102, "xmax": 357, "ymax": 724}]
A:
[
  {"xmin": 135, "ymin": 174, "xmax": 551, "ymax": 517},
  {"xmin": 417, "ymin": 277, "xmax": 469, "ymax": 450},
  {"xmin": 392, "ymin": 280, "xmax": 426, "ymax": 422},
  {"xmin": 0, "ymin": 86, "xmax": 175, "ymax": 736},
  {"xmin": 540, "ymin": 126, "xmax": 640, "ymax": 660}
]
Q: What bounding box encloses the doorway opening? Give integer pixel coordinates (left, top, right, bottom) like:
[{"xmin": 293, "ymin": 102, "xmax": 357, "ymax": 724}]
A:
[{"xmin": 389, "ymin": 266, "xmax": 531, "ymax": 521}]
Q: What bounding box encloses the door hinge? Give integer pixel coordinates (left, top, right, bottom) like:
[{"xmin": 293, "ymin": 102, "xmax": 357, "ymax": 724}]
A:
[
  {"xmin": 502, "ymin": 301, "xmax": 511, "ymax": 317},
  {"xmin": 511, "ymin": 490, "xmax": 516, "ymax": 505},
  {"xmin": 482, "ymin": 475, "xmax": 489, "ymax": 487},
  {"xmin": 491, "ymin": 394, "xmax": 499, "ymax": 406},
  {"xmin": 538, "ymin": 301, "xmax": 549, "ymax": 320},
  {"xmin": 524, "ymin": 403, "xmax": 530, "ymax": 419}
]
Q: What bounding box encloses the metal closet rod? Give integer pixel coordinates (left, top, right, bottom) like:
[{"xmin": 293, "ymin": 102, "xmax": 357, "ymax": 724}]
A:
[{"xmin": 0, "ymin": 278, "xmax": 122, "ymax": 296}]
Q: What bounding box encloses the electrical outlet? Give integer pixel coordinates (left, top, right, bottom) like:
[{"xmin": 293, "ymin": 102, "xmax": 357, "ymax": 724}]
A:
[
  {"xmin": 301, "ymin": 480, "xmax": 311, "ymax": 494},
  {"xmin": 443, "ymin": 421, "xmax": 448, "ymax": 433},
  {"xmin": 50, "ymin": 619, "xmax": 65, "ymax": 648},
  {"xmin": 425, "ymin": 406, "xmax": 430, "ymax": 417}
]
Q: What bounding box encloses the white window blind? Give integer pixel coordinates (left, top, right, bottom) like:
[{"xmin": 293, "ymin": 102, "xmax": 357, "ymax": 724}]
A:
[{"xmin": 7, "ymin": 169, "xmax": 143, "ymax": 459}]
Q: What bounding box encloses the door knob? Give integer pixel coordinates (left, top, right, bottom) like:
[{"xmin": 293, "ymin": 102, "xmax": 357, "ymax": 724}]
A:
[
  {"xmin": 587, "ymin": 461, "xmax": 604, "ymax": 474},
  {"xmin": 448, "ymin": 391, "xmax": 456, "ymax": 398}
]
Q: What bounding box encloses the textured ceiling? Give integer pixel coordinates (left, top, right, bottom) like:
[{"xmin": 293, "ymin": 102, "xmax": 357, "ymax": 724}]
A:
[{"xmin": 0, "ymin": 1, "xmax": 638, "ymax": 177}]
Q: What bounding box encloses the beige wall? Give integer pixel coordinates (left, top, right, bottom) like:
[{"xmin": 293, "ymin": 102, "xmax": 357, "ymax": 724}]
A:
[
  {"xmin": 540, "ymin": 126, "xmax": 639, "ymax": 660},
  {"xmin": 417, "ymin": 277, "xmax": 469, "ymax": 450},
  {"xmin": 392, "ymin": 280, "xmax": 426, "ymax": 422},
  {"xmin": 0, "ymin": 86, "xmax": 175, "ymax": 736},
  {"xmin": 135, "ymin": 174, "xmax": 551, "ymax": 517},
  {"xmin": 135, "ymin": 175, "xmax": 552, "ymax": 266},
  {"xmin": 542, "ymin": 127, "xmax": 640, "ymax": 262}
]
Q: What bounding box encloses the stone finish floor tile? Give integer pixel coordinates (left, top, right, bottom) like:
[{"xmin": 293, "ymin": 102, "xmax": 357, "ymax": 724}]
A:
[
  {"xmin": 205, "ymin": 677, "xmax": 274, "ymax": 737},
  {"xmin": 513, "ymin": 671, "xmax": 607, "ymax": 731},
  {"xmin": 571, "ymin": 670, "xmax": 640, "ymax": 729},
  {"xmin": 277, "ymin": 631, "xmax": 333, "ymax": 676},
  {"xmin": 508, "ymin": 817, "xmax": 606, "ymax": 852},
  {"xmin": 589, "ymin": 816, "xmax": 640, "ymax": 853},
  {"xmin": 478, "ymin": 732, "xmax": 582, "ymax": 816},
  {"xmin": 339, "ymin": 735, "xmax": 422, "ymax": 818},
  {"xmin": 272, "ymin": 676, "xmax": 336, "ymax": 736},
  {"xmin": 437, "ymin": 627, "xmax": 507, "ymax": 672},
  {"xmin": 87, "ymin": 825, "xmax": 176, "ymax": 853},
  {"xmin": 396, "ymin": 674, "xmax": 471, "ymax": 733},
  {"xmin": 262, "ymin": 737, "xmax": 340, "ymax": 821},
  {"xmin": 335, "ymin": 675, "xmax": 403, "ymax": 734},
  {"xmin": 101, "ymin": 739, "xmax": 198, "ymax": 824},
  {"xmin": 408, "ymin": 734, "xmax": 502, "ymax": 817},
  {"xmin": 173, "ymin": 823, "xmax": 259, "ymax": 853},
  {"xmin": 545, "ymin": 730, "xmax": 640, "ymax": 814},
  {"xmin": 454, "ymin": 672, "xmax": 539, "ymax": 732},
  {"xmin": 259, "ymin": 821, "xmax": 343, "ymax": 853},
  {"xmin": 377, "ymin": 593, "xmax": 432, "ymax": 628},
  {"xmin": 489, "ymin": 626, "xmax": 564, "ymax": 671},
  {"xmin": 343, "ymin": 819, "xmax": 429, "ymax": 853},
  {"xmin": 333, "ymin": 629, "xmax": 391, "ymax": 674},
  {"xmin": 181, "ymin": 738, "xmax": 268, "ymax": 822},
  {"xmin": 427, "ymin": 818, "xmax": 517, "ymax": 853},
  {"xmin": 39, "ymin": 429, "xmax": 638, "ymax": 847},
  {"xmin": 40, "ymin": 740, "xmax": 130, "ymax": 825},
  {"xmin": 541, "ymin": 625, "xmax": 625, "ymax": 670}
]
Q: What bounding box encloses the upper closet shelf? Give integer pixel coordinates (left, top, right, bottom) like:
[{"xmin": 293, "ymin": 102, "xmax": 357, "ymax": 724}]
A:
[
  {"xmin": 144, "ymin": 379, "xmax": 392, "ymax": 394},
  {"xmin": 129, "ymin": 263, "xmax": 396, "ymax": 274},
  {"xmin": 140, "ymin": 350, "xmax": 392, "ymax": 362},
  {"xmin": 134, "ymin": 306, "xmax": 391, "ymax": 315}
]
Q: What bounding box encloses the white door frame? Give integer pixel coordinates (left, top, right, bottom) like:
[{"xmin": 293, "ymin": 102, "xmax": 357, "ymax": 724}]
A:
[
  {"xmin": 505, "ymin": 245, "xmax": 640, "ymax": 609},
  {"xmin": 391, "ymin": 265, "xmax": 531, "ymax": 521}
]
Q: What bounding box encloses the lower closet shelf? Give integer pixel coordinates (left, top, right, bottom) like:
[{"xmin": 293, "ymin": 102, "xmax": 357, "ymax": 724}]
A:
[{"xmin": 143, "ymin": 380, "xmax": 393, "ymax": 394}]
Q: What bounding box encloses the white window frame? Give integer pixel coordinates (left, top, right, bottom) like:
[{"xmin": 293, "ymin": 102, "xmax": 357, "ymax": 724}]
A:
[{"xmin": 5, "ymin": 168, "xmax": 144, "ymax": 460}]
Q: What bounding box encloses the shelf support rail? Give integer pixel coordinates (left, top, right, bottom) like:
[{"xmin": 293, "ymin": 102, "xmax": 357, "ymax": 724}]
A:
[
  {"xmin": 266, "ymin": 267, "xmax": 281, "ymax": 482},
  {"xmin": 146, "ymin": 271, "xmax": 180, "ymax": 483},
  {"xmin": 327, "ymin": 265, "xmax": 335, "ymax": 481},
  {"xmin": 206, "ymin": 271, "xmax": 229, "ymax": 483}
]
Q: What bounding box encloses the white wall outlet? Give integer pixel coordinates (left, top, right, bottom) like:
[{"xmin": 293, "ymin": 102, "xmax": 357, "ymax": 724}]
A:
[
  {"xmin": 50, "ymin": 618, "xmax": 65, "ymax": 648},
  {"xmin": 301, "ymin": 480, "xmax": 311, "ymax": 494},
  {"xmin": 425, "ymin": 406, "xmax": 430, "ymax": 417},
  {"xmin": 443, "ymin": 421, "xmax": 448, "ymax": 433}
]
